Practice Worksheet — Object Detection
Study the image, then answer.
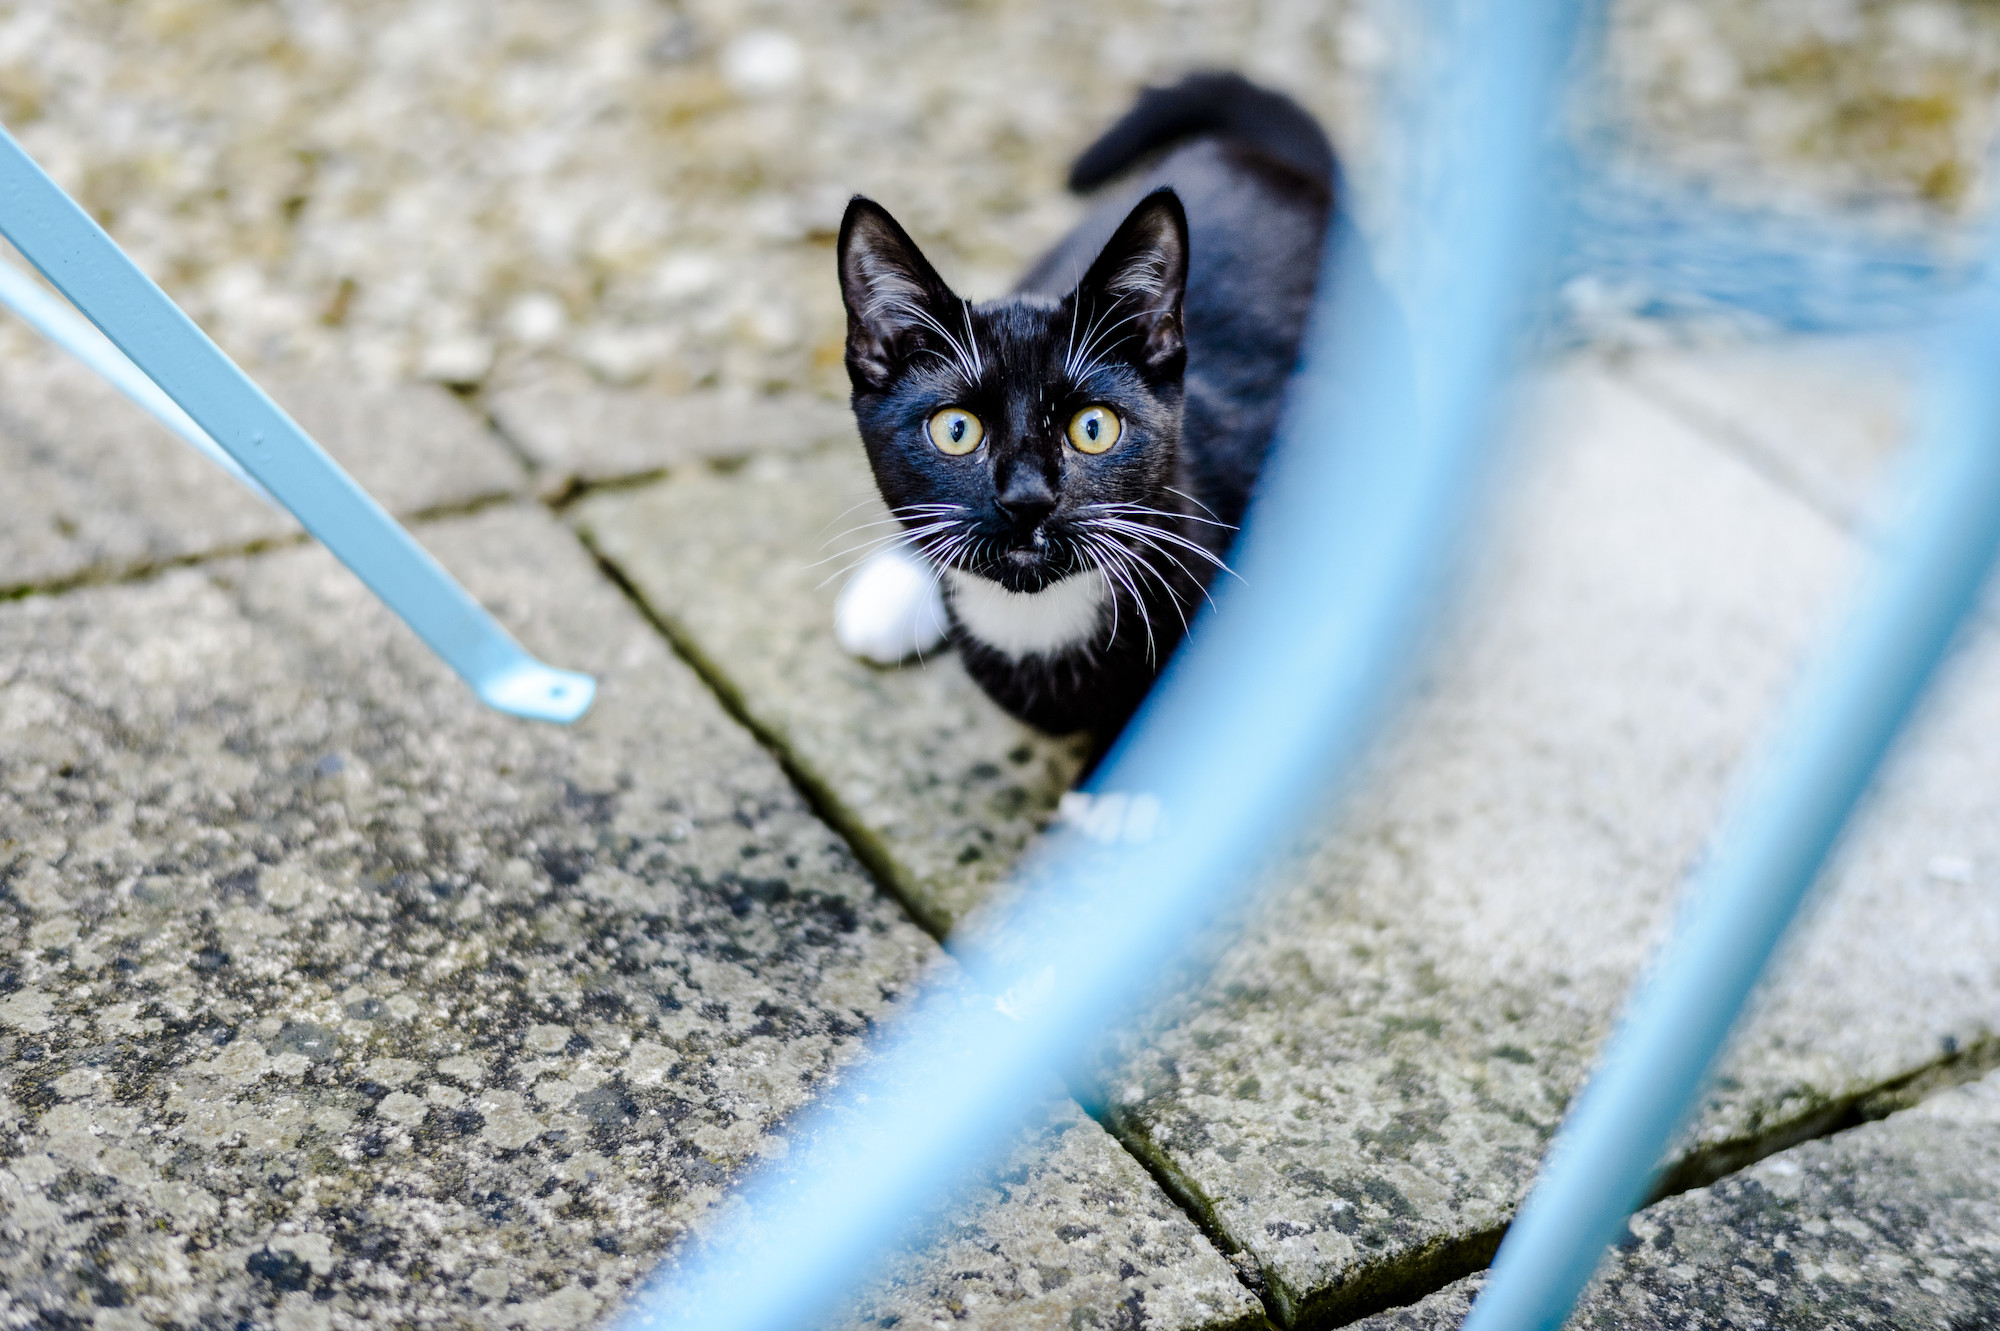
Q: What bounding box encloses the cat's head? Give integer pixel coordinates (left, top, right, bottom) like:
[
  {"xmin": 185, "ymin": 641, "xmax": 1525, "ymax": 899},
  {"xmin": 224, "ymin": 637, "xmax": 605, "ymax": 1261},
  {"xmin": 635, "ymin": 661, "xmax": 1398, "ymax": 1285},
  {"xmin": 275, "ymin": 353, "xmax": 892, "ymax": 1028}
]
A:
[{"xmin": 836, "ymin": 189, "xmax": 1188, "ymax": 595}]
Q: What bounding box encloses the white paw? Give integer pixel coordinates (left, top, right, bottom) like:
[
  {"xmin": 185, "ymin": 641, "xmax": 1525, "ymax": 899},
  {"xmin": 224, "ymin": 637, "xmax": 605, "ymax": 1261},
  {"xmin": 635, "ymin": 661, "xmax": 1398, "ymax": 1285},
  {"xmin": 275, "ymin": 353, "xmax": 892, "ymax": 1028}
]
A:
[{"xmin": 835, "ymin": 547, "xmax": 950, "ymax": 665}]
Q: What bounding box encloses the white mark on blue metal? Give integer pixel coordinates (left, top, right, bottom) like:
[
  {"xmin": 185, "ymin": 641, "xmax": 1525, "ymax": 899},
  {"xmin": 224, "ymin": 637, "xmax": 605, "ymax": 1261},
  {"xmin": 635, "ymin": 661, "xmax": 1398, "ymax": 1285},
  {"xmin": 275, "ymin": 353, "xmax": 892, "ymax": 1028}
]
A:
[
  {"xmin": 1462, "ymin": 160, "xmax": 2000, "ymax": 1330},
  {"xmin": 613, "ymin": 4, "xmax": 1575, "ymax": 1329},
  {"xmin": 0, "ymin": 127, "xmax": 594, "ymax": 724}
]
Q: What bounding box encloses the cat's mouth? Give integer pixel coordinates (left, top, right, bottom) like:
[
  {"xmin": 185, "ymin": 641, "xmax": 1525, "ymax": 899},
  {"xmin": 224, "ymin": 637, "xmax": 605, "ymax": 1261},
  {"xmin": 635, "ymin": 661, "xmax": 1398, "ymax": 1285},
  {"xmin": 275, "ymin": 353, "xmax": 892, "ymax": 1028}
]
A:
[{"xmin": 984, "ymin": 531, "xmax": 1063, "ymax": 594}]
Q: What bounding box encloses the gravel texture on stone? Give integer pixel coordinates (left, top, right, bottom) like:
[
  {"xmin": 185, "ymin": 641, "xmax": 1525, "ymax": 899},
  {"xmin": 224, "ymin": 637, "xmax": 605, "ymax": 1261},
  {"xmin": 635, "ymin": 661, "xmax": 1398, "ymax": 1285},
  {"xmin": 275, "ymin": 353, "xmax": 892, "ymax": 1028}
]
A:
[
  {"xmin": 1352, "ymin": 1068, "xmax": 2000, "ymax": 1330},
  {"xmin": 1605, "ymin": 0, "xmax": 2000, "ymax": 217},
  {"xmin": 0, "ymin": 0, "xmax": 1379, "ymax": 403},
  {"xmin": 582, "ymin": 358, "xmax": 2000, "ymax": 1325},
  {"xmin": 0, "ymin": 504, "xmax": 1252, "ymax": 1331},
  {"xmin": 0, "ymin": 341, "xmax": 524, "ymax": 594},
  {"xmin": 574, "ymin": 448, "xmax": 1087, "ymax": 937},
  {"xmin": 2, "ymin": 0, "xmax": 1987, "ymax": 414}
]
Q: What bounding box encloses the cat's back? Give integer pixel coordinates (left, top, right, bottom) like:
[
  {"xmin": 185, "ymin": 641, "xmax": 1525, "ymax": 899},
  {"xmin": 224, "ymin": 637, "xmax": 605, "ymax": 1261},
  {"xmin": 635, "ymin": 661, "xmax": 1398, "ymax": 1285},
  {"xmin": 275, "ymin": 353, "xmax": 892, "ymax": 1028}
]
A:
[{"xmin": 1016, "ymin": 134, "xmax": 1329, "ymax": 321}]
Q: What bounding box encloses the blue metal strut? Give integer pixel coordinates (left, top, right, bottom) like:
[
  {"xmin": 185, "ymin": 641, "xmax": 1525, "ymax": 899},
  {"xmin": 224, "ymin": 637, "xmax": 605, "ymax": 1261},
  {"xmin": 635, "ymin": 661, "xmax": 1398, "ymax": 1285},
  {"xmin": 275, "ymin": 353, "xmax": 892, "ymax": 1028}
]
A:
[
  {"xmin": 1463, "ymin": 122, "xmax": 2000, "ymax": 1331},
  {"xmin": 0, "ymin": 127, "xmax": 594, "ymax": 724}
]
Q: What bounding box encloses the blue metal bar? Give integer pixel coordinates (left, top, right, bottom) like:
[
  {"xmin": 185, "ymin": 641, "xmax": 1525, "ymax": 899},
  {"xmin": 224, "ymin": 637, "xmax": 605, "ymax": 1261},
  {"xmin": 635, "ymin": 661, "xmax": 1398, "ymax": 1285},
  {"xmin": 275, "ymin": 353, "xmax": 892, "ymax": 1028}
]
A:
[
  {"xmin": 0, "ymin": 127, "xmax": 594, "ymax": 724},
  {"xmin": 1463, "ymin": 169, "xmax": 2000, "ymax": 1331},
  {"xmin": 615, "ymin": 5, "xmax": 1573, "ymax": 1329},
  {"xmin": 0, "ymin": 254, "xmax": 272, "ymax": 502}
]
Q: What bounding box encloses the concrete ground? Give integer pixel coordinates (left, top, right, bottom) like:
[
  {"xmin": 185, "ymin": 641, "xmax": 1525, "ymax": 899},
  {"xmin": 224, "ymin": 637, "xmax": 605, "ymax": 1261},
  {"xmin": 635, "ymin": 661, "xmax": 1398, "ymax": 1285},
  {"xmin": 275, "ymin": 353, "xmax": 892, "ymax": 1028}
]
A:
[{"xmin": 5, "ymin": 4, "xmax": 2000, "ymax": 1331}]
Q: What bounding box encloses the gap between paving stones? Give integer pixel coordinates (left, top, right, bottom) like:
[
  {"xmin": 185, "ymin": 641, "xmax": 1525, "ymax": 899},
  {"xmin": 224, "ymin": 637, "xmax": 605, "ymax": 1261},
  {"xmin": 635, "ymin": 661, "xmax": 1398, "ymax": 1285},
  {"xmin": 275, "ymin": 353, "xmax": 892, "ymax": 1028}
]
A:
[
  {"xmin": 1348, "ymin": 1067, "xmax": 2000, "ymax": 1331},
  {"xmin": 572, "ymin": 516, "xmax": 1294, "ymax": 1327},
  {"xmin": 561, "ymin": 443, "xmax": 1475, "ymax": 1329},
  {"xmin": 190, "ymin": 435, "xmax": 1288, "ymax": 1321},
  {"xmin": 15, "ymin": 364, "xmax": 1986, "ymax": 1330},
  {"xmin": 13, "ymin": 457, "xmax": 1991, "ymax": 1331},
  {"xmin": 1, "ymin": 498, "xmax": 1272, "ymax": 1331},
  {"xmin": 577, "ymin": 533, "xmax": 916, "ymax": 933},
  {"xmin": 571, "ymin": 367, "xmax": 2000, "ymax": 1330},
  {"xmin": 220, "ymin": 405, "xmax": 2000, "ymax": 1328},
  {"xmin": 0, "ymin": 347, "xmax": 533, "ymax": 600},
  {"xmin": 0, "ymin": 489, "xmax": 527, "ymax": 607},
  {"xmin": 1, "ymin": 361, "xmax": 1269, "ymax": 1328}
]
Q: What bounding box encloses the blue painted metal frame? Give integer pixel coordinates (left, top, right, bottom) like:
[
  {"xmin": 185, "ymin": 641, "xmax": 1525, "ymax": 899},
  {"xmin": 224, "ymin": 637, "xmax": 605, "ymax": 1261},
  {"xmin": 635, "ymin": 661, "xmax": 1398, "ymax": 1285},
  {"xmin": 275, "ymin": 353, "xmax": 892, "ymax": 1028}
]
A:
[
  {"xmin": 617, "ymin": 4, "xmax": 1574, "ymax": 1328},
  {"xmin": 1462, "ymin": 150, "xmax": 2000, "ymax": 1331},
  {"xmin": 0, "ymin": 128, "xmax": 594, "ymax": 724}
]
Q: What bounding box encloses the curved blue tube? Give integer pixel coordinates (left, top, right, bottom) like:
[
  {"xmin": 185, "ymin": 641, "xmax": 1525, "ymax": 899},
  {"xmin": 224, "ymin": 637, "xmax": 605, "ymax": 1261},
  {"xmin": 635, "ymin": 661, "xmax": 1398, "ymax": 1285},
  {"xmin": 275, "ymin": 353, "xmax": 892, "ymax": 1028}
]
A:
[{"xmin": 614, "ymin": 5, "xmax": 1574, "ymax": 1329}]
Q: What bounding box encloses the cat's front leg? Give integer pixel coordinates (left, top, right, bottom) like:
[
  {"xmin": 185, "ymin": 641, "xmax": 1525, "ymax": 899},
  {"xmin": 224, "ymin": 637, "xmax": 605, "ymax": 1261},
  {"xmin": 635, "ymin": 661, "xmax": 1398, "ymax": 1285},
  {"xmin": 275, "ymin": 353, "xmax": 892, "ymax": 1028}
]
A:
[{"xmin": 834, "ymin": 546, "xmax": 951, "ymax": 665}]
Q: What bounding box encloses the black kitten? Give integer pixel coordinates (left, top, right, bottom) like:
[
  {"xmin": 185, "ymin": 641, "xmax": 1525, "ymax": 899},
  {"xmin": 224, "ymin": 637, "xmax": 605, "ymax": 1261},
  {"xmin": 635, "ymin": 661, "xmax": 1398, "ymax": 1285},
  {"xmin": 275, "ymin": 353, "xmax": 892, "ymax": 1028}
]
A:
[{"xmin": 837, "ymin": 73, "xmax": 1336, "ymax": 759}]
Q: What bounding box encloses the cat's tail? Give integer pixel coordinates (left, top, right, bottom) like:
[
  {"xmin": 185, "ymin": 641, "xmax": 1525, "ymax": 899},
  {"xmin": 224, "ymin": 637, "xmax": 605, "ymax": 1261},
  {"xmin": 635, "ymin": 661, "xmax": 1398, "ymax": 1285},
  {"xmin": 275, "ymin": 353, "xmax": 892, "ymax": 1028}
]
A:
[{"xmin": 1067, "ymin": 71, "xmax": 1334, "ymax": 193}]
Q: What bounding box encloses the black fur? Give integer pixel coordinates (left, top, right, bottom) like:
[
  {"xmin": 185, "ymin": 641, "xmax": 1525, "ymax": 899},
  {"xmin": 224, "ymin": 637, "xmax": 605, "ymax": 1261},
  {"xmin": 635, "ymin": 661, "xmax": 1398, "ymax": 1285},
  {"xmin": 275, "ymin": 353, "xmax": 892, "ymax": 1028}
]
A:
[{"xmin": 837, "ymin": 73, "xmax": 1337, "ymax": 757}]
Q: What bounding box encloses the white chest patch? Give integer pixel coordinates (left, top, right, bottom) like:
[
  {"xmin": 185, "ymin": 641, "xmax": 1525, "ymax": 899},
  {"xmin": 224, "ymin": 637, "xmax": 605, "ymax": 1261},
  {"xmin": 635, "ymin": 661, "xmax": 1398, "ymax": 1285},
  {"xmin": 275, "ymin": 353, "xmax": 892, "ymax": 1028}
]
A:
[{"xmin": 946, "ymin": 568, "xmax": 1108, "ymax": 659}]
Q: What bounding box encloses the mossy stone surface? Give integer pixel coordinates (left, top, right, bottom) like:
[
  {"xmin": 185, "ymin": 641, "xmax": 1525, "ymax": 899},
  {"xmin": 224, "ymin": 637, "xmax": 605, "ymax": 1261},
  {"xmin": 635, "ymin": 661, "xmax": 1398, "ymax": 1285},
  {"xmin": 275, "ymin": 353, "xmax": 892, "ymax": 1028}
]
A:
[{"xmin": 1354, "ymin": 1069, "xmax": 2000, "ymax": 1330}]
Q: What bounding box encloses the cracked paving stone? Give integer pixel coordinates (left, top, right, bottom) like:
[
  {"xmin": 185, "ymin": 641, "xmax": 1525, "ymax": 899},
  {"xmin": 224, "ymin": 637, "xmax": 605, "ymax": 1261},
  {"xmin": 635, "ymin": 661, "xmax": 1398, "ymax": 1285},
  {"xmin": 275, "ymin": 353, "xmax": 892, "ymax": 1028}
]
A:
[
  {"xmin": 574, "ymin": 448, "xmax": 1088, "ymax": 937},
  {"xmin": 576, "ymin": 355, "xmax": 2000, "ymax": 1326},
  {"xmin": 0, "ymin": 342, "xmax": 524, "ymax": 594},
  {"xmin": 0, "ymin": 502, "xmax": 1253, "ymax": 1330},
  {"xmin": 1352, "ymin": 1067, "xmax": 2000, "ymax": 1330},
  {"xmin": 488, "ymin": 372, "xmax": 854, "ymax": 495}
]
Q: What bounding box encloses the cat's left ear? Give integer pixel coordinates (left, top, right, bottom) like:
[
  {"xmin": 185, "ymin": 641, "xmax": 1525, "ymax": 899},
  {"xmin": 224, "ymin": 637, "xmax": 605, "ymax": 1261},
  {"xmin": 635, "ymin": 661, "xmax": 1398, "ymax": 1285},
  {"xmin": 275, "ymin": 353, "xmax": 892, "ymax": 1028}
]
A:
[
  {"xmin": 838, "ymin": 196, "xmax": 961, "ymax": 392},
  {"xmin": 1076, "ymin": 188, "xmax": 1189, "ymax": 377}
]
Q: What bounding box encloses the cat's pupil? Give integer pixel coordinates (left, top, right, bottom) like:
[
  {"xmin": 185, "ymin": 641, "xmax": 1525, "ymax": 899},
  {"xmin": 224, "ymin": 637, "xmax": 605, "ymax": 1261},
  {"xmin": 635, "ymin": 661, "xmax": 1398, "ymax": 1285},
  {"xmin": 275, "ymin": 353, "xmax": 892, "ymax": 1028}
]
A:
[
  {"xmin": 950, "ymin": 418, "xmax": 965, "ymax": 442},
  {"xmin": 1084, "ymin": 417, "xmax": 1099, "ymax": 440}
]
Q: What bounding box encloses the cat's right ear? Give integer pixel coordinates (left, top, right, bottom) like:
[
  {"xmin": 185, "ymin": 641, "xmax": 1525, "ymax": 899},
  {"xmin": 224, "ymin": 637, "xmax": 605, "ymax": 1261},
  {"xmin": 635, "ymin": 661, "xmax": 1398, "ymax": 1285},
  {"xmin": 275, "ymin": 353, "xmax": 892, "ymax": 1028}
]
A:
[{"xmin": 838, "ymin": 197, "xmax": 957, "ymax": 391}]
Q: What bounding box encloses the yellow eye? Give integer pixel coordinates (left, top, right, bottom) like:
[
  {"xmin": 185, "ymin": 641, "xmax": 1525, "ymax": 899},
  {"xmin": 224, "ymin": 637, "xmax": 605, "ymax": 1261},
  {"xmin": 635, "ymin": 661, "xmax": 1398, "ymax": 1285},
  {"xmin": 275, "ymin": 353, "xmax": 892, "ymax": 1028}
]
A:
[
  {"xmin": 1067, "ymin": 405, "xmax": 1122, "ymax": 454},
  {"xmin": 927, "ymin": 407, "xmax": 985, "ymax": 456}
]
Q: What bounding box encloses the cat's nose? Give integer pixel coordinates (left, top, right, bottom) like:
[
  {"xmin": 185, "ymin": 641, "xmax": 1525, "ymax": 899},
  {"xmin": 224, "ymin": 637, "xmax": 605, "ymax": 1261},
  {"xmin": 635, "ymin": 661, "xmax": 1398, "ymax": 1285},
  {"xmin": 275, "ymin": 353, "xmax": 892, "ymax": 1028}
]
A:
[{"xmin": 997, "ymin": 476, "xmax": 1057, "ymax": 532}]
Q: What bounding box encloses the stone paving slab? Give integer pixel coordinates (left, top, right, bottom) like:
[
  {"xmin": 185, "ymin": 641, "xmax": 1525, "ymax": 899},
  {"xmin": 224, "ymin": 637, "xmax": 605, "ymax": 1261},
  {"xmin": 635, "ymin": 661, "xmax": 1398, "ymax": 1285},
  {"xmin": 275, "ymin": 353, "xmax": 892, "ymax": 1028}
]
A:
[
  {"xmin": 1352, "ymin": 1068, "xmax": 2000, "ymax": 1330},
  {"xmin": 0, "ymin": 342, "xmax": 524, "ymax": 594},
  {"xmin": 487, "ymin": 376, "xmax": 854, "ymax": 494},
  {"xmin": 573, "ymin": 449, "xmax": 1087, "ymax": 937},
  {"xmin": 1611, "ymin": 335, "xmax": 1919, "ymax": 531},
  {"xmin": 1082, "ymin": 362, "xmax": 2000, "ymax": 1324},
  {"xmin": 0, "ymin": 504, "xmax": 1251, "ymax": 1331},
  {"xmin": 578, "ymin": 355, "xmax": 2000, "ymax": 1326},
  {"xmin": 1076, "ymin": 361, "xmax": 2000, "ymax": 1323}
]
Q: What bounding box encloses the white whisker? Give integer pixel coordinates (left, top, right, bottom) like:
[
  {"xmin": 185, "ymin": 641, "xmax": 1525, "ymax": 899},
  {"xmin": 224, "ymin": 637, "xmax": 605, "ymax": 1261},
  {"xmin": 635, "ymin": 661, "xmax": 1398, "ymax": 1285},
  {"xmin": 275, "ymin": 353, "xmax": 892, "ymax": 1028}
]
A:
[
  {"xmin": 882, "ymin": 298, "xmax": 980, "ymax": 384},
  {"xmin": 1090, "ymin": 515, "xmax": 1240, "ymax": 581},
  {"xmin": 961, "ymin": 300, "xmax": 984, "ymax": 378},
  {"xmin": 1095, "ymin": 528, "xmax": 1193, "ymax": 633},
  {"xmin": 1066, "ymin": 306, "xmax": 1150, "ymax": 383},
  {"xmin": 1080, "ymin": 532, "xmax": 1159, "ymax": 663},
  {"xmin": 1162, "ymin": 486, "xmax": 1226, "ymax": 522},
  {"xmin": 1090, "ymin": 499, "xmax": 1238, "ymax": 533}
]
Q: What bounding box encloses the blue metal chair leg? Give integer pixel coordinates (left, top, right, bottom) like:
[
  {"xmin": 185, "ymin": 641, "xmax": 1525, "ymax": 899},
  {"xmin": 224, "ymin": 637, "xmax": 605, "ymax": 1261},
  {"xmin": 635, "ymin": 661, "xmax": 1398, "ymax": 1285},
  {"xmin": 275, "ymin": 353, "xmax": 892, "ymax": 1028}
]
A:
[
  {"xmin": 1462, "ymin": 140, "xmax": 2000, "ymax": 1331},
  {"xmin": 0, "ymin": 126, "xmax": 594, "ymax": 724}
]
